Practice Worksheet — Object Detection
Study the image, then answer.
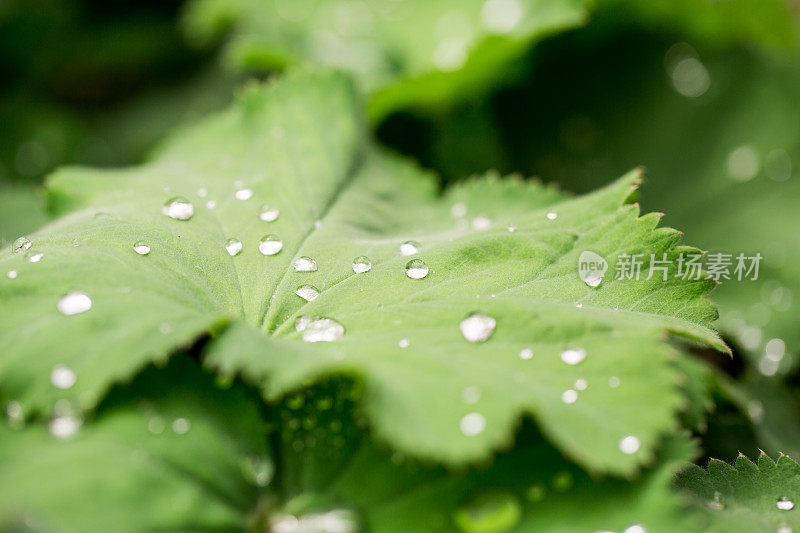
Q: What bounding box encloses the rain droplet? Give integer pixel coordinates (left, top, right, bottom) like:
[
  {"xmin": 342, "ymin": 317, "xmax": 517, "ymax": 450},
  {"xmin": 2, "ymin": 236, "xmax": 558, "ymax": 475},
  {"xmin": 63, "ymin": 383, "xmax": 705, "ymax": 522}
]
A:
[
  {"xmin": 460, "ymin": 312, "xmax": 496, "ymax": 343},
  {"xmin": 777, "ymin": 497, "xmax": 795, "ymax": 511},
  {"xmin": 259, "ymin": 205, "xmax": 280, "ymax": 222},
  {"xmin": 453, "ymin": 489, "xmax": 522, "ymax": 533},
  {"xmin": 13, "ymin": 237, "xmax": 31, "ymax": 254},
  {"xmin": 26, "ymin": 251, "xmax": 44, "ymax": 263},
  {"xmin": 352, "ymin": 256, "xmax": 372, "ymax": 274},
  {"xmin": 58, "ymin": 291, "xmax": 92, "ymax": 315},
  {"xmin": 259, "ymin": 235, "xmax": 283, "ymax": 256},
  {"xmin": 225, "ymin": 238, "xmax": 243, "ymax": 257},
  {"xmin": 299, "ymin": 318, "xmax": 345, "ymax": 343},
  {"xmin": 560, "ymin": 348, "xmax": 586, "ymax": 365},
  {"xmin": 546, "ymin": 212, "xmax": 558, "ymax": 220},
  {"xmin": 460, "ymin": 412, "xmax": 486, "ymax": 436},
  {"xmin": 49, "ymin": 415, "xmax": 81, "ymax": 440},
  {"xmin": 50, "ymin": 365, "xmax": 76, "ymax": 390},
  {"xmin": 162, "ymin": 197, "xmax": 194, "ymax": 220},
  {"xmin": 519, "ymin": 348, "xmax": 533, "ymax": 360},
  {"xmin": 619, "ymin": 435, "xmax": 640, "ymax": 454},
  {"xmin": 404, "ymin": 259, "xmax": 429, "ymax": 279},
  {"xmin": 561, "ymin": 389, "xmax": 578, "ymax": 404},
  {"xmin": 399, "ymin": 240, "xmax": 420, "ymax": 256},
  {"xmin": 6, "ymin": 270, "xmax": 18, "ymax": 279},
  {"xmin": 294, "ymin": 256, "xmax": 318, "ymax": 272},
  {"xmin": 235, "ymin": 188, "xmax": 253, "ymax": 200},
  {"xmin": 172, "ymin": 418, "xmax": 191, "ymax": 434},
  {"xmin": 295, "ymin": 285, "xmax": 320, "ymax": 302},
  {"xmin": 133, "ymin": 242, "xmax": 150, "ymax": 255}
]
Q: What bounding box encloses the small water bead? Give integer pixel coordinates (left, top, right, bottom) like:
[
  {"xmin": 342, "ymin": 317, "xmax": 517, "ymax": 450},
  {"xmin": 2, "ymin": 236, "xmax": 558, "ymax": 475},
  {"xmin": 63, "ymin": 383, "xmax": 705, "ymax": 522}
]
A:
[
  {"xmin": 619, "ymin": 435, "xmax": 641, "ymax": 454},
  {"xmin": 57, "ymin": 291, "xmax": 92, "ymax": 315},
  {"xmin": 133, "ymin": 242, "xmax": 151, "ymax": 255},
  {"xmin": 50, "ymin": 365, "xmax": 76, "ymax": 390},
  {"xmin": 162, "ymin": 197, "xmax": 194, "ymax": 220},
  {"xmin": 295, "ymin": 285, "xmax": 320, "ymax": 302},
  {"xmin": 519, "ymin": 348, "xmax": 533, "ymax": 360},
  {"xmin": 623, "ymin": 526, "xmax": 647, "ymax": 533},
  {"xmin": 460, "ymin": 312, "xmax": 497, "ymax": 343},
  {"xmin": 235, "ymin": 188, "xmax": 254, "ymax": 200},
  {"xmin": 574, "ymin": 378, "xmax": 588, "ymax": 391},
  {"xmin": 575, "ymin": 302, "xmax": 583, "ymax": 308},
  {"xmin": 472, "ymin": 216, "xmax": 491, "ymax": 230},
  {"xmin": 294, "ymin": 256, "xmax": 318, "ymax": 272},
  {"xmin": 295, "ymin": 315, "xmax": 313, "ymax": 332},
  {"xmin": 608, "ymin": 376, "xmax": 621, "ymax": 388},
  {"xmin": 26, "ymin": 251, "xmax": 44, "ymax": 263},
  {"xmin": 399, "ymin": 240, "xmax": 419, "ymax": 256},
  {"xmin": 270, "ymin": 509, "xmax": 359, "ymax": 533},
  {"xmin": 197, "ymin": 187, "xmax": 207, "ymax": 198},
  {"xmin": 49, "ymin": 415, "xmax": 81, "ymax": 439},
  {"xmin": 453, "ymin": 489, "xmax": 522, "ymax": 533},
  {"xmin": 583, "ymin": 272, "xmax": 603, "ymax": 288},
  {"xmin": 6, "ymin": 270, "xmax": 18, "ymax": 279},
  {"xmin": 242, "ymin": 455, "xmax": 274, "ymax": 487},
  {"xmin": 560, "ymin": 348, "xmax": 586, "ymax": 365},
  {"xmin": 561, "ymin": 389, "xmax": 578, "ymax": 404},
  {"xmin": 398, "ymin": 338, "xmax": 410, "ymax": 348},
  {"xmin": 206, "ymin": 200, "xmax": 217, "ymax": 210},
  {"xmin": 708, "ymin": 491, "xmax": 725, "ymax": 511},
  {"xmin": 172, "ymin": 418, "xmax": 191, "ymax": 434},
  {"xmin": 225, "ymin": 238, "xmax": 243, "ymax": 257},
  {"xmin": 507, "ymin": 226, "xmax": 516, "ymax": 232},
  {"xmin": 259, "ymin": 205, "xmax": 280, "ymax": 222},
  {"xmin": 777, "ymin": 497, "xmax": 795, "ymax": 511},
  {"xmin": 6, "ymin": 400, "xmax": 24, "ymax": 428},
  {"xmin": 298, "ymin": 318, "xmax": 345, "ymax": 343},
  {"xmin": 148, "ymin": 416, "xmax": 166, "ymax": 434},
  {"xmin": 460, "ymin": 412, "xmax": 486, "ymax": 436},
  {"xmin": 777, "ymin": 528, "xmax": 793, "ymax": 533},
  {"xmin": 451, "ymin": 202, "xmax": 467, "ymax": 218},
  {"xmin": 352, "ymin": 256, "xmax": 371, "ymax": 274},
  {"xmin": 259, "ymin": 235, "xmax": 283, "ymax": 255},
  {"xmin": 13, "ymin": 237, "xmax": 32, "ymax": 254},
  {"xmin": 546, "ymin": 212, "xmax": 558, "ymax": 220},
  {"xmin": 405, "ymin": 259, "xmax": 429, "ymax": 279},
  {"xmin": 462, "ymin": 386, "xmax": 481, "ymax": 404}
]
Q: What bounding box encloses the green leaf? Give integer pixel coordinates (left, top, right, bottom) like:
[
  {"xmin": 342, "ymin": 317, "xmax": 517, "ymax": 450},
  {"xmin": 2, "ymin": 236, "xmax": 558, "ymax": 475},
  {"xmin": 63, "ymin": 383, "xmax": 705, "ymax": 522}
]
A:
[
  {"xmin": 180, "ymin": 0, "xmax": 587, "ymax": 120},
  {"xmin": 0, "ymin": 184, "xmax": 48, "ymax": 246},
  {"xmin": 678, "ymin": 452, "xmax": 800, "ymax": 532},
  {"xmin": 0, "ymin": 356, "xmax": 269, "ymax": 533},
  {"xmin": 0, "ymin": 70, "xmax": 722, "ymax": 476}
]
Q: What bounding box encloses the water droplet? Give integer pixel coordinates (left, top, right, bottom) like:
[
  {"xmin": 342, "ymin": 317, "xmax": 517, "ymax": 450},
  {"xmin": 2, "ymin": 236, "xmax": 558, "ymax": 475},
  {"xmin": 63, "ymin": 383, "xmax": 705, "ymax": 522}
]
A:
[
  {"xmin": 575, "ymin": 302, "xmax": 583, "ymax": 308},
  {"xmin": 294, "ymin": 256, "xmax": 318, "ymax": 272},
  {"xmin": 619, "ymin": 435, "xmax": 640, "ymax": 454},
  {"xmin": 206, "ymin": 200, "xmax": 217, "ymax": 210},
  {"xmin": 26, "ymin": 251, "xmax": 44, "ymax": 263},
  {"xmin": 546, "ymin": 212, "xmax": 558, "ymax": 220},
  {"xmin": 560, "ymin": 348, "xmax": 586, "ymax": 365},
  {"xmin": 777, "ymin": 497, "xmax": 795, "ymax": 511},
  {"xmin": 583, "ymin": 272, "xmax": 603, "ymax": 288},
  {"xmin": 399, "ymin": 241, "xmax": 419, "ymax": 256},
  {"xmin": 58, "ymin": 291, "xmax": 92, "ymax": 315},
  {"xmin": 507, "ymin": 226, "xmax": 516, "ymax": 232},
  {"xmin": 766, "ymin": 338, "xmax": 786, "ymax": 362},
  {"xmin": 162, "ymin": 197, "xmax": 194, "ymax": 220},
  {"xmin": 298, "ymin": 318, "xmax": 345, "ymax": 343},
  {"xmin": 453, "ymin": 489, "xmax": 522, "ymax": 533},
  {"xmin": 6, "ymin": 400, "xmax": 24, "ymax": 428},
  {"xmin": 49, "ymin": 415, "xmax": 81, "ymax": 439},
  {"xmin": 259, "ymin": 235, "xmax": 283, "ymax": 256},
  {"xmin": 147, "ymin": 416, "xmax": 165, "ymax": 434},
  {"xmin": 225, "ymin": 238, "xmax": 243, "ymax": 257},
  {"xmin": 197, "ymin": 187, "xmax": 207, "ymax": 198},
  {"xmin": 608, "ymin": 376, "xmax": 621, "ymax": 388},
  {"xmin": 296, "ymin": 285, "xmax": 320, "ymax": 302},
  {"xmin": 133, "ymin": 242, "xmax": 150, "ymax": 255},
  {"xmin": 765, "ymin": 149, "xmax": 792, "ymax": 182},
  {"xmin": 472, "ymin": 216, "xmax": 491, "ymax": 230},
  {"xmin": 270, "ymin": 509, "xmax": 359, "ymax": 533},
  {"xmin": 451, "ymin": 203, "xmax": 467, "ymax": 218},
  {"xmin": 398, "ymin": 338, "xmax": 410, "ymax": 348},
  {"xmin": 50, "ymin": 365, "xmax": 76, "ymax": 389},
  {"xmin": 460, "ymin": 312, "xmax": 496, "ymax": 343},
  {"xmin": 295, "ymin": 315, "xmax": 313, "ymax": 332},
  {"xmin": 561, "ymin": 389, "xmax": 578, "ymax": 404},
  {"xmin": 405, "ymin": 259, "xmax": 429, "ymax": 279},
  {"xmin": 242, "ymin": 455, "xmax": 274, "ymax": 487},
  {"xmin": 352, "ymin": 256, "xmax": 371, "ymax": 274},
  {"xmin": 235, "ymin": 188, "xmax": 253, "ymax": 200},
  {"xmin": 13, "ymin": 237, "xmax": 31, "ymax": 254},
  {"xmin": 708, "ymin": 491, "xmax": 724, "ymax": 511},
  {"xmin": 727, "ymin": 145, "xmax": 760, "ymax": 182},
  {"xmin": 574, "ymin": 378, "xmax": 588, "ymax": 391},
  {"xmin": 259, "ymin": 205, "xmax": 280, "ymax": 222},
  {"xmin": 6, "ymin": 270, "xmax": 18, "ymax": 279},
  {"xmin": 172, "ymin": 418, "xmax": 191, "ymax": 434},
  {"xmin": 460, "ymin": 412, "xmax": 486, "ymax": 436},
  {"xmin": 462, "ymin": 386, "xmax": 481, "ymax": 404},
  {"xmin": 623, "ymin": 526, "xmax": 647, "ymax": 533},
  {"xmin": 519, "ymin": 348, "xmax": 533, "ymax": 360}
]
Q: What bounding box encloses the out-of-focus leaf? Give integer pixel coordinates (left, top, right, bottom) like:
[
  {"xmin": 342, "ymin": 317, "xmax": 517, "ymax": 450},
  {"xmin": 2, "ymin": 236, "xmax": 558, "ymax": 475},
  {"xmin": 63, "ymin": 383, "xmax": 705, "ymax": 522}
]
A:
[{"xmin": 0, "ymin": 184, "xmax": 48, "ymax": 246}]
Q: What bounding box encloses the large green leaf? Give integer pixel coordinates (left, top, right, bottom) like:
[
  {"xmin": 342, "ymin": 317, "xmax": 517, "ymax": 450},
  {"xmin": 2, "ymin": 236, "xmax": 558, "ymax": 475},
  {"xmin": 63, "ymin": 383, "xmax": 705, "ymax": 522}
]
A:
[
  {"xmin": 0, "ymin": 70, "xmax": 722, "ymax": 476},
  {"xmin": 180, "ymin": 0, "xmax": 587, "ymax": 120},
  {"xmin": 678, "ymin": 452, "xmax": 800, "ymax": 532},
  {"xmin": 0, "ymin": 184, "xmax": 48, "ymax": 246},
  {"xmin": 0, "ymin": 356, "xmax": 269, "ymax": 532}
]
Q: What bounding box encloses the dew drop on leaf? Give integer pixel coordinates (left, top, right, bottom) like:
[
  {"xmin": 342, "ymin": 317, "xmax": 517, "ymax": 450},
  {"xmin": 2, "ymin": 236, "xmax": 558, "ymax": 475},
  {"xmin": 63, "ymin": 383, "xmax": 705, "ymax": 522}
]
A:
[
  {"xmin": 623, "ymin": 526, "xmax": 647, "ymax": 533},
  {"xmin": 777, "ymin": 497, "xmax": 795, "ymax": 511},
  {"xmin": 352, "ymin": 256, "xmax": 371, "ymax": 273},
  {"xmin": 299, "ymin": 318, "xmax": 345, "ymax": 343},
  {"xmin": 404, "ymin": 259, "xmax": 429, "ymax": 279},
  {"xmin": 5, "ymin": 400, "xmax": 24, "ymax": 429},
  {"xmin": 546, "ymin": 212, "xmax": 558, "ymax": 220},
  {"xmin": 234, "ymin": 188, "xmax": 253, "ymax": 200},
  {"xmin": 619, "ymin": 435, "xmax": 640, "ymax": 454},
  {"xmin": 259, "ymin": 205, "xmax": 280, "ymax": 222},
  {"xmin": 560, "ymin": 348, "xmax": 586, "ymax": 365},
  {"xmin": 294, "ymin": 256, "xmax": 318, "ymax": 272},
  {"xmin": 26, "ymin": 251, "xmax": 44, "ymax": 263},
  {"xmin": 295, "ymin": 285, "xmax": 320, "ymax": 302},
  {"xmin": 13, "ymin": 237, "xmax": 31, "ymax": 254},
  {"xmin": 269, "ymin": 509, "xmax": 359, "ymax": 533},
  {"xmin": 399, "ymin": 240, "xmax": 419, "ymax": 256},
  {"xmin": 259, "ymin": 235, "xmax": 283, "ymax": 256},
  {"xmin": 583, "ymin": 272, "xmax": 603, "ymax": 288},
  {"xmin": 472, "ymin": 216, "xmax": 491, "ymax": 230},
  {"xmin": 453, "ymin": 489, "xmax": 522, "ymax": 533},
  {"xmin": 462, "ymin": 386, "xmax": 481, "ymax": 404},
  {"xmin": 460, "ymin": 312, "xmax": 496, "ymax": 343},
  {"xmin": 57, "ymin": 291, "xmax": 92, "ymax": 315},
  {"xmin": 172, "ymin": 418, "xmax": 191, "ymax": 434},
  {"xmin": 6, "ymin": 270, "xmax": 18, "ymax": 279},
  {"xmin": 561, "ymin": 389, "xmax": 578, "ymax": 404},
  {"xmin": 519, "ymin": 348, "xmax": 533, "ymax": 360},
  {"xmin": 50, "ymin": 365, "xmax": 76, "ymax": 390},
  {"xmin": 398, "ymin": 338, "xmax": 410, "ymax": 348},
  {"xmin": 49, "ymin": 415, "xmax": 81, "ymax": 440},
  {"xmin": 162, "ymin": 197, "xmax": 194, "ymax": 220},
  {"xmin": 459, "ymin": 412, "xmax": 486, "ymax": 436},
  {"xmin": 133, "ymin": 242, "xmax": 151, "ymax": 255},
  {"xmin": 225, "ymin": 238, "xmax": 243, "ymax": 257}
]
